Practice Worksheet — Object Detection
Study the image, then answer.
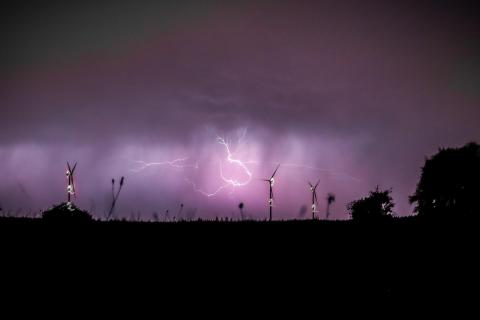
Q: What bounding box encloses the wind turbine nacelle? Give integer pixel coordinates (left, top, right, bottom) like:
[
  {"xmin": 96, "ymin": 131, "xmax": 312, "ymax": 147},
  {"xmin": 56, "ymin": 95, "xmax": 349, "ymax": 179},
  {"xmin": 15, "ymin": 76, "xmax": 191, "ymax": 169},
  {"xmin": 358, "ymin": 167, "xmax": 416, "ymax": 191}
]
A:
[
  {"xmin": 268, "ymin": 198, "xmax": 273, "ymax": 206},
  {"xmin": 67, "ymin": 185, "xmax": 75, "ymax": 194}
]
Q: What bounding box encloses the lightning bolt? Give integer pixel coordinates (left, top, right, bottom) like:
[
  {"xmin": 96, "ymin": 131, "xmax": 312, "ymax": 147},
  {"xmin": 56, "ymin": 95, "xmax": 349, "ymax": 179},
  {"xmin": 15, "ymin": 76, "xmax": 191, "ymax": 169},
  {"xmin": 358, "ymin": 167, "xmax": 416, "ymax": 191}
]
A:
[
  {"xmin": 185, "ymin": 136, "xmax": 253, "ymax": 197},
  {"xmin": 130, "ymin": 157, "xmax": 198, "ymax": 173},
  {"xmin": 128, "ymin": 136, "xmax": 253, "ymax": 197},
  {"xmin": 126, "ymin": 131, "xmax": 360, "ymax": 200},
  {"xmin": 217, "ymin": 136, "xmax": 252, "ymax": 187},
  {"xmin": 184, "ymin": 177, "xmax": 232, "ymax": 197}
]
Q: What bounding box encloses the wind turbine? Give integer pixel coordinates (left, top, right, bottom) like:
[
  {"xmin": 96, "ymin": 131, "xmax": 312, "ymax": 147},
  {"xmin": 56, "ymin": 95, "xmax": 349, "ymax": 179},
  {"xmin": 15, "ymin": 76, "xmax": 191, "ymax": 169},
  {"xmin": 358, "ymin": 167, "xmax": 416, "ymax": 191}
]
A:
[
  {"xmin": 66, "ymin": 162, "xmax": 77, "ymax": 204},
  {"xmin": 263, "ymin": 165, "xmax": 280, "ymax": 221},
  {"xmin": 308, "ymin": 180, "xmax": 320, "ymax": 220}
]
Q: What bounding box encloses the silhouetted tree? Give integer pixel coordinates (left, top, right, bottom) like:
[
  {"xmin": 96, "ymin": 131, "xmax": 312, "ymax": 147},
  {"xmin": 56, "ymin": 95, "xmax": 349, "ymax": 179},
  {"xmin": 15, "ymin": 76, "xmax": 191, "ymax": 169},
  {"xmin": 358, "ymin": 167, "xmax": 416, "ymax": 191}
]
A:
[
  {"xmin": 409, "ymin": 142, "xmax": 480, "ymax": 218},
  {"xmin": 347, "ymin": 187, "xmax": 394, "ymax": 221},
  {"xmin": 326, "ymin": 193, "xmax": 335, "ymax": 219}
]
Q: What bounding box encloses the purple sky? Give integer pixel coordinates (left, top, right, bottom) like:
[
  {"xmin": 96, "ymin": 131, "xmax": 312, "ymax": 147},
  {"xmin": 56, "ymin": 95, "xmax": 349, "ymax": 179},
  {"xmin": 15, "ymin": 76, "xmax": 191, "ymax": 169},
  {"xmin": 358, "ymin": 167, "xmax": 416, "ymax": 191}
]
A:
[{"xmin": 1, "ymin": 0, "xmax": 480, "ymax": 220}]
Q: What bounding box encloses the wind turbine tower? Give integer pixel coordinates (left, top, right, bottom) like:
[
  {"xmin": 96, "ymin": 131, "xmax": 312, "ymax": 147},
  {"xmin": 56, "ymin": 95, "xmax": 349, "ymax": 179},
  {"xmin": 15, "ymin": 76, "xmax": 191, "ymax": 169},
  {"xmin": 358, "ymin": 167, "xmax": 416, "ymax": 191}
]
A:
[
  {"xmin": 66, "ymin": 162, "xmax": 77, "ymax": 204},
  {"xmin": 308, "ymin": 180, "xmax": 320, "ymax": 220},
  {"xmin": 263, "ymin": 165, "xmax": 280, "ymax": 221}
]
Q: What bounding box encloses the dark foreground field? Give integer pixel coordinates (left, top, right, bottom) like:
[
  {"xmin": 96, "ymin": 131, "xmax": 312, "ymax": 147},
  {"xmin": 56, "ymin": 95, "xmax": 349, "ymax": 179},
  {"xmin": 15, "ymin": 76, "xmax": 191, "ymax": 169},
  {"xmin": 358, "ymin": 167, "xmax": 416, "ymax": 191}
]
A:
[{"xmin": 1, "ymin": 216, "xmax": 478, "ymax": 305}]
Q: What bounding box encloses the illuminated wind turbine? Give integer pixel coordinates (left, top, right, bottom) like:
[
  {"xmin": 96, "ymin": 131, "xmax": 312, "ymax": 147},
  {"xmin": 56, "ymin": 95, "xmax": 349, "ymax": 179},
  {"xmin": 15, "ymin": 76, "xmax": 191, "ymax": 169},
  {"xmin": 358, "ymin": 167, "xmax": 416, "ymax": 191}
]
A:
[
  {"xmin": 263, "ymin": 165, "xmax": 280, "ymax": 221},
  {"xmin": 66, "ymin": 162, "xmax": 77, "ymax": 204},
  {"xmin": 308, "ymin": 180, "xmax": 320, "ymax": 220}
]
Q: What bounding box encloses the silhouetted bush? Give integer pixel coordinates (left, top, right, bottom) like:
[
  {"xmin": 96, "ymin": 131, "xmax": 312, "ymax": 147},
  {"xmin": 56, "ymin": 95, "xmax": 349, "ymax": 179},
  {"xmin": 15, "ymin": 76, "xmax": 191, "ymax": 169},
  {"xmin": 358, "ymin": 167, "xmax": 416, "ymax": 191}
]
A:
[
  {"xmin": 42, "ymin": 203, "xmax": 93, "ymax": 222},
  {"xmin": 410, "ymin": 142, "xmax": 480, "ymax": 219},
  {"xmin": 347, "ymin": 187, "xmax": 394, "ymax": 221}
]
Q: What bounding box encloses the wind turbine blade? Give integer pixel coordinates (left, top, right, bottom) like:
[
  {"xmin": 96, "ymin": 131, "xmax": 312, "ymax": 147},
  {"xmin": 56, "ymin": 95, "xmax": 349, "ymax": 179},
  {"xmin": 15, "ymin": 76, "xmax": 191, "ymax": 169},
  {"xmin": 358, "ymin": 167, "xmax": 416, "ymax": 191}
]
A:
[
  {"xmin": 308, "ymin": 182, "xmax": 313, "ymax": 188},
  {"xmin": 67, "ymin": 162, "xmax": 71, "ymax": 172},
  {"xmin": 71, "ymin": 162, "xmax": 77, "ymax": 174},
  {"xmin": 270, "ymin": 164, "xmax": 280, "ymax": 179},
  {"xmin": 315, "ymin": 179, "xmax": 320, "ymax": 188}
]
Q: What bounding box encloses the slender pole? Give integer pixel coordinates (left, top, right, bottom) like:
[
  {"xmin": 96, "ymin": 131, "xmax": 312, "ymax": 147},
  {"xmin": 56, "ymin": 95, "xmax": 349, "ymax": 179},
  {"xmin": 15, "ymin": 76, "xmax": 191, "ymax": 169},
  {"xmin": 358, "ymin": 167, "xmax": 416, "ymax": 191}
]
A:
[
  {"xmin": 67, "ymin": 175, "xmax": 71, "ymax": 203},
  {"xmin": 312, "ymin": 192, "xmax": 315, "ymax": 220},
  {"xmin": 269, "ymin": 184, "xmax": 273, "ymax": 221}
]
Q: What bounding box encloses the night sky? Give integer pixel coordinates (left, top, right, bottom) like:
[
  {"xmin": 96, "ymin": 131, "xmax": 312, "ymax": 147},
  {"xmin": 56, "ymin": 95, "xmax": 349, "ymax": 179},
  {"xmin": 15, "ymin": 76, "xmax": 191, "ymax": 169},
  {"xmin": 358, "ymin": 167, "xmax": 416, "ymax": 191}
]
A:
[{"xmin": 1, "ymin": 0, "xmax": 479, "ymax": 220}]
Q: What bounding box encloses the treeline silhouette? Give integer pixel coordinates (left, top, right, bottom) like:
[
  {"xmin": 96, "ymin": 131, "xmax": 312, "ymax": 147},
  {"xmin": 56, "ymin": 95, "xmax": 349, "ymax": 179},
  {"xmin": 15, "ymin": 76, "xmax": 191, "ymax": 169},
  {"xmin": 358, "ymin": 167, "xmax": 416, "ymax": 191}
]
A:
[{"xmin": 346, "ymin": 141, "xmax": 480, "ymax": 222}]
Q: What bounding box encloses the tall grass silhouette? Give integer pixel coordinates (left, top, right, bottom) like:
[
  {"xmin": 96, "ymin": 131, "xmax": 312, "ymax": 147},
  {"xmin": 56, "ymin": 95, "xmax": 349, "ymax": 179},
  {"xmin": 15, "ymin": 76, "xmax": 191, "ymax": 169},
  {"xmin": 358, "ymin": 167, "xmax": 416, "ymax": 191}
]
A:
[{"xmin": 107, "ymin": 177, "xmax": 125, "ymax": 220}]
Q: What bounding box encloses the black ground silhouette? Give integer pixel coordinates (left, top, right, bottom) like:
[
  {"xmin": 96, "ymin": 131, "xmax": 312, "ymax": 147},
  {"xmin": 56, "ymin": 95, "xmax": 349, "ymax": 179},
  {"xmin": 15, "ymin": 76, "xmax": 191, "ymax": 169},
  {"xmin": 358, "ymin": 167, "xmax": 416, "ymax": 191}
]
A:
[{"xmin": 0, "ymin": 213, "xmax": 477, "ymax": 302}]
